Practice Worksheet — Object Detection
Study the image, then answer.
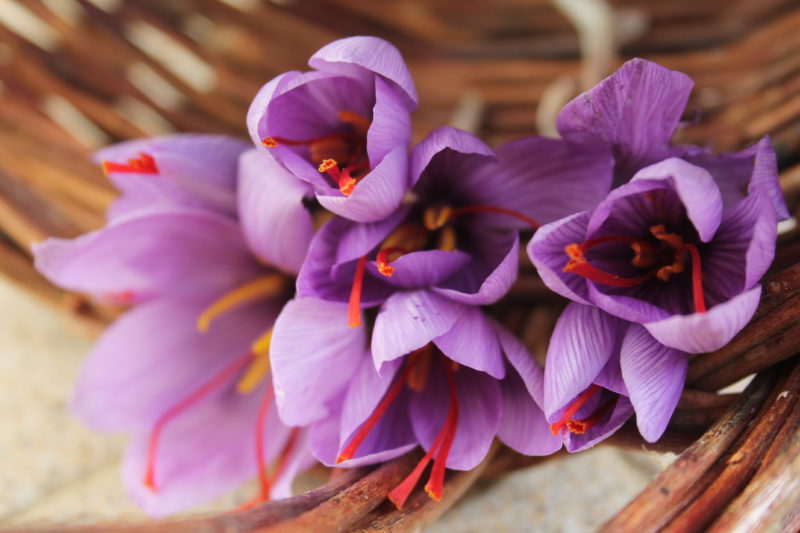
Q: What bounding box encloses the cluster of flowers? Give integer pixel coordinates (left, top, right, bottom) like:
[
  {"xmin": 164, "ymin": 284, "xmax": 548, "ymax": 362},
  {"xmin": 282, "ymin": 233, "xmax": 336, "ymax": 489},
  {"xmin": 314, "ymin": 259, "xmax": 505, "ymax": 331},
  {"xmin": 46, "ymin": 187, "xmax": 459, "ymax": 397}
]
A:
[{"xmin": 34, "ymin": 37, "xmax": 787, "ymax": 516}]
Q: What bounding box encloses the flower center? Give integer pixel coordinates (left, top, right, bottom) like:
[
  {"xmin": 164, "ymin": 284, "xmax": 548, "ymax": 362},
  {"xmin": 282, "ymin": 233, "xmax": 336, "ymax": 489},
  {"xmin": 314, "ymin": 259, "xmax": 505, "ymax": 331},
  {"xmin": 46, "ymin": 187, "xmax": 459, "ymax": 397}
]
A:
[
  {"xmin": 563, "ymin": 224, "xmax": 707, "ymax": 313},
  {"xmin": 101, "ymin": 152, "xmax": 158, "ymax": 175},
  {"xmin": 262, "ymin": 110, "xmax": 371, "ymax": 196},
  {"xmin": 549, "ymin": 384, "xmax": 617, "ymax": 436}
]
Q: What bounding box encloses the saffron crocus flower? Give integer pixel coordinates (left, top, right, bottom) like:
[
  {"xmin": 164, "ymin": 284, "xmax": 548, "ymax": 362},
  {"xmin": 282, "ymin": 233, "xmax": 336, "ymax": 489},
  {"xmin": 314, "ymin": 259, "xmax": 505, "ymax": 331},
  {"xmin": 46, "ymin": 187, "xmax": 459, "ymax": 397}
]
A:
[
  {"xmin": 247, "ymin": 36, "xmax": 417, "ymax": 223},
  {"xmin": 33, "ymin": 137, "xmax": 315, "ymax": 516},
  {"xmin": 296, "ymin": 126, "xmax": 613, "ymax": 331},
  {"xmin": 270, "ymin": 126, "xmax": 609, "ymax": 504},
  {"xmin": 530, "ymin": 154, "xmax": 785, "ymax": 445},
  {"xmin": 270, "ymin": 298, "xmax": 561, "ymax": 508},
  {"xmin": 557, "ymin": 58, "xmax": 789, "ymax": 221}
]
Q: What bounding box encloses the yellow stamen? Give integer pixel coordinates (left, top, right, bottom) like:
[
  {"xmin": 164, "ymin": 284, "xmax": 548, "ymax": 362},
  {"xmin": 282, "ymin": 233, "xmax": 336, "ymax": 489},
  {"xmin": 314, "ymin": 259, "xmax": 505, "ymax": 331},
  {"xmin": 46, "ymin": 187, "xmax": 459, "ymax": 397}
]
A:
[
  {"xmin": 196, "ymin": 275, "xmax": 285, "ymax": 333},
  {"xmin": 237, "ymin": 330, "xmax": 273, "ymax": 394},
  {"xmin": 423, "ymin": 205, "xmax": 453, "ymax": 231},
  {"xmin": 437, "ymin": 225, "xmax": 457, "ymax": 252}
]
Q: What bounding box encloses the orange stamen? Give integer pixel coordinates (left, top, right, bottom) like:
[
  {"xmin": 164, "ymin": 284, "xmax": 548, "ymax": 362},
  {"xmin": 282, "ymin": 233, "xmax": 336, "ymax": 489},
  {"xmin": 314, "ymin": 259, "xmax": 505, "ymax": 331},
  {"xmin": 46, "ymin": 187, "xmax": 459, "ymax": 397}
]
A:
[
  {"xmin": 336, "ymin": 359, "xmax": 418, "ymax": 464},
  {"xmin": 684, "ymin": 243, "xmax": 707, "ymax": 313},
  {"xmin": 144, "ymin": 351, "xmax": 254, "ymax": 492},
  {"xmin": 549, "ymin": 384, "xmax": 602, "ymax": 436},
  {"xmin": 376, "ymin": 246, "xmax": 408, "ymax": 277},
  {"xmin": 449, "ymin": 205, "xmax": 541, "ymax": 230},
  {"xmin": 102, "ymin": 153, "xmax": 158, "ymax": 175},
  {"xmin": 347, "ymin": 256, "xmax": 367, "ymax": 328}
]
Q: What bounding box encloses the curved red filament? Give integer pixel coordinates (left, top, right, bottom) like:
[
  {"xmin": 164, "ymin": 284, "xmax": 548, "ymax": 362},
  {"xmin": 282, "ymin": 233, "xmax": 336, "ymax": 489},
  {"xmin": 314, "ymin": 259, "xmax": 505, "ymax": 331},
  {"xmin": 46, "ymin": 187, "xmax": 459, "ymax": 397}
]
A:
[
  {"xmin": 564, "ymin": 244, "xmax": 657, "ymax": 288},
  {"xmin": 449, "ymin": 205, "xmax": 541, "ymax": 230},
  {"xmin": 348, "ymin": 256, "xmax": 367, "ymax": 328},
  {"xmin": 144, "ymin": 351, "xmax": 254, "ymax": 492},
  {"xmin": 255, "ymin": 385, "xmax": 274, "ymax": 499},
  {"xmin": 102, "ymin": 153, "xmax": 158, "ymax": 175},
  {"xmin": 549, "ymin": 384, "xmax": 602, "ymax": 436},
  {"xmin": 683, "ymin": 243, "xmax": 707, "ymax": 313},
  {"xmin": 336, "ymin": 359, "xmax": 419, "ymax": 464},
  {"xmin": 388, "ymin": 357, "xmax": 460, "ymax": 508}
]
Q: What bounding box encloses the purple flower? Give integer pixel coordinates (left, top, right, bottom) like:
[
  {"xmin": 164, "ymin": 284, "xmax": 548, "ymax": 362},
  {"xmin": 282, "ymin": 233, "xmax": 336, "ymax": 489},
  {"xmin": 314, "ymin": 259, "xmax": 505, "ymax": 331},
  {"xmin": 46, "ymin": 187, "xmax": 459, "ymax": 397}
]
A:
[
  {"xmin": 247, "ymin": 36, "xmax": 418, "ymax": 223},
  {"xmin": 33, "ymin": 137, "xmax": 315, "ymax": 516},
  {"xmin": 269, "ymin": 126, "xmax": 609, "ymax": 504},
  {"xmin": 530, "ymin": 154, "xmax": 784, "ymax": 445},
  {"xmin": 270, "ymin": 297, "xmax": 560, "ymax": 507},
  {"xmin": 296, "ymin": 126, "xmax": 613, "ymax": 331},
  {"xmin": 557, "ymin": 58, "xmax": 789, "ymax": 221}
]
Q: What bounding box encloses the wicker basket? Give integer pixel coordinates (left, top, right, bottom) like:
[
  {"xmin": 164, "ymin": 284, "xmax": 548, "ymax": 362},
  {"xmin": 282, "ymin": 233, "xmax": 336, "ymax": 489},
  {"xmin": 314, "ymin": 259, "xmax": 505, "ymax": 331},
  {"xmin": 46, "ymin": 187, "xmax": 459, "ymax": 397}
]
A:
[{"xmin": 1, "ymin": 1, "xmax": 799, "ymax": 531}]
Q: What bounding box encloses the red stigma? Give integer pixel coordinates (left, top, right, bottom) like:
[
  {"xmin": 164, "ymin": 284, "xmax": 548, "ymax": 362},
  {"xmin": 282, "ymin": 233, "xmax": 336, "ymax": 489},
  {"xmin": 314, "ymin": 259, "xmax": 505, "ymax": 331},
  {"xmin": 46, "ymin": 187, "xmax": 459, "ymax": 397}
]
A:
[
  {"xmin": 254, "ymin": 385, "xmax": 274, "ymax": 499},
  {"xmin": 336, "ymin": 357, "xmax": 419, "ymax": 464},
  {"xmin": 347, "ymin": 256, "xmax": 367, "ymax": 328},
  {"xmin": 102, "ymin": 153, "xmax": 158, "ymax": 175},
  {"xmin": 449, "ymin": 205, "xmax": 541, "ymax": 230},
  {"xmin": 388, "ymin": 356, "xmax": 460, "ymax": 508},
  {"xmin": 684, "ymin": 243, "xmax": 707, "ymax": 313},
  {"xmin": 549, "ymin": 384, "xmax": 601, "ymax": 436},
  {"xmin": 144, "ymin": 351, "xmax": 254, "ymax": 492}
]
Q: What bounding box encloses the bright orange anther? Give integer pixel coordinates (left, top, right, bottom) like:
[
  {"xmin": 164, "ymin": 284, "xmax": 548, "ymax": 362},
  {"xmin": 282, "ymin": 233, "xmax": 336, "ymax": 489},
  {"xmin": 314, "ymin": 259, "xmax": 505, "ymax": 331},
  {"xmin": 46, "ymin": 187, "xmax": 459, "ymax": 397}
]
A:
[
  {"xmin": 262, "ymin": 137, "xmax": 278, "ymax": 148},
  {"xmin": 318, "ymin": 158, "xmax": 339, "ymax": 173},
  {"xmin": 339, "ymin": 176, "xmax": 357, "ymax": 196}
]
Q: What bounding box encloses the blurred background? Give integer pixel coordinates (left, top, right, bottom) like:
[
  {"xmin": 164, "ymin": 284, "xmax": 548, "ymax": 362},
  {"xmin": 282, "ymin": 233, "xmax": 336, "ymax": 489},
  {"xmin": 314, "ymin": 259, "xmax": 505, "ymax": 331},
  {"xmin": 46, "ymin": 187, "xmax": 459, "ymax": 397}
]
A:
[{"xmin": 0, "ymin": 0, "xmax": 798, "ymax": 529}]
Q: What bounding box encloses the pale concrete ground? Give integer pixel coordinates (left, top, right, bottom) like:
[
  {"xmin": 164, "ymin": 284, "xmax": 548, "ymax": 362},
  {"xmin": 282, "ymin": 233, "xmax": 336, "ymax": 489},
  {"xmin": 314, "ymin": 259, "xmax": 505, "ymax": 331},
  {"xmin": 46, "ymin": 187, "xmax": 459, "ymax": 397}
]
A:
[{"xmin": 0, "ymin": 276, "xmax": 663, "ymax": 531}]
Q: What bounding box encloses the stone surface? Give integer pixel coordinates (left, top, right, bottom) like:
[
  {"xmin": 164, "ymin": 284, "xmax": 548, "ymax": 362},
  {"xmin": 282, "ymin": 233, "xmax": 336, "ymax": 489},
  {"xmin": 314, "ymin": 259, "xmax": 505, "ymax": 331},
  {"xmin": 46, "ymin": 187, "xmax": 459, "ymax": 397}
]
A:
[{"xmin": 0, "ymin": 276, "xmax": 659, "ymax": 530}]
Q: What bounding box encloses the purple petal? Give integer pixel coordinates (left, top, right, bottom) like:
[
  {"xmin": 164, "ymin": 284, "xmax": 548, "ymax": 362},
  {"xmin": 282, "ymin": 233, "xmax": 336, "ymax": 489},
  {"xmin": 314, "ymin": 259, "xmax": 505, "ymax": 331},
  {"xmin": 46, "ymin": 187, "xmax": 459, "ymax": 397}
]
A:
[
  {"xmin": 620, "ymin": 325, "xmax": 686, "ymax": 442},
  {"xmin": 557, "ymin": 58, "xmax": 693, "ymax": 180},
  {"xmin": 410, "ymin": 126, "xmax": 495, "ymax": 188},
  {"xmin": 309, "ymin": 36, "xmax": 418, "ymax": 109},
  {"xmin": 466, "ymin": 137, "xmax": 614, "ymax": 226},
  {"xmin": 747, "ymin": 137, "xmax": 789, "ymax": 219},
  {"xmin": 586, "ymin": 280, "xmax": 670, "ymax": 324},
  {"xmin": 96, "ymin": 135, "xmax": 249, "ymax": 218},
  {"xmin": 564, "ymin": 397, "xmax": 634, "ymax": 452},
  {"xmin": 122, "ymin": 383, "xmax": 276, "ymax": 517},
  {"xmin": 433, "ymin": 232, "xmax": 519, "ymax": 305},
  {"xmin": 528, "ymin": 210, "xmax": 593, "ymax": 305},
  {"xmin": 433, "ymin": 305, "xmax": 505, "ymax": 379},
  {"xmin": 687, "ymin": 137, "xmax": 788, "ymax": 220},
  {"xmin": 369, "ymin": 249, "xmax": 471, "ymax": 289},
  {"xmin": 410, "ymin": 364, "xmax": 502, "ymax": 470},
  {"xmin": 72, "ymin": 298, "xmax": 278, "ymax": 432},
  {"xmin": 493, "ymin": 321, "xmax": 545, "ymax": 403},
  {"xmin": 309, "ymin": 397, "xmax": 416, "ymax": 468},
  {"xmin": 270, "ymin": 429, "xmax": 316, "ymax": 499},
  {"xmin": 644, "ymin": 286, "xmax": 762, "ymax": 354},
  {"xmin": 316, "ymin": 145, "xmax": 409, "ymax": 223},
  {"xmin": 372, "ymin": 289, "xmax": 461, "ymax": 369},
  {"xmin": 631, "ymin": 158, "xmax": 723, "ymax": 241},
  {"xmin": 498, "ymin": 370, "xmax": 563, "ymax": 456},
  {"xmin": 703, "ymin": 189, "xmax": 777, "ymax": 302},
  {"xmin": 33, "ymin": 210, "xmax": 263, "ymax": 303},
  {"xmin": 237, "ymin": 149, "xmax": 314, "ymax": 274},
  {"xmin": 270, "ymin": 298, "xmax": 368, "ymax": 426},
  {"xmin": 543, "ymin": 303, "xmax": 627, "ymax": 416},
  {"xmin": 296, "ymin": 216, "xmax": 395, "ymax": 306},
  {"xmin": 367, "ymin": 76, "xmax": 412, "ymax": 165},
  {"xmin": 247, "ymin": 71, "xmax": 301, "ymax": 148},
  {"xmin": 335, "ymin": 358, "xmax": 417, "ymax": 468}
]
